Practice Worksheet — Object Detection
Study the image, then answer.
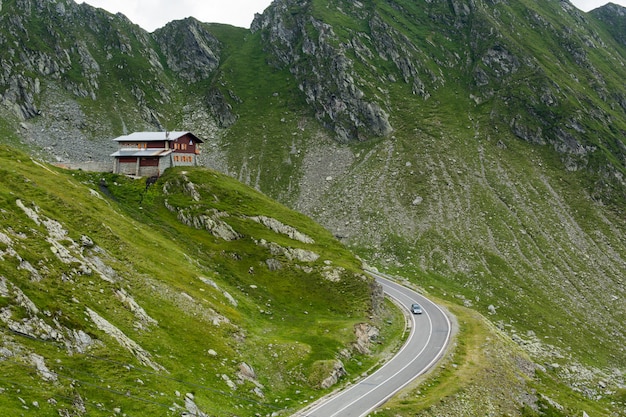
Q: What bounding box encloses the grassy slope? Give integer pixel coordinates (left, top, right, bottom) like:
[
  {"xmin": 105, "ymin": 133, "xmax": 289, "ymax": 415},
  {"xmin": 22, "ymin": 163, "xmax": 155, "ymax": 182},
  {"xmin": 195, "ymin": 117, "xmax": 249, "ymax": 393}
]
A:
[
  {"xmin": 209, "ymin": 25, "xmax": 316, "ymax": 203},
  {"xmin": 1, "ymin": 0, "xmax": 625, "ymax": 415},
  {"xmin": 203, "ymin": 1, "xmax": 626, "ymax": 415},
  {"xmin": 375, "ymin": 299, "xmax": 621, "ymax": 417},
  {"xmin": 0, "ymin": 144, "xmax": 405, "ymax": 416}
]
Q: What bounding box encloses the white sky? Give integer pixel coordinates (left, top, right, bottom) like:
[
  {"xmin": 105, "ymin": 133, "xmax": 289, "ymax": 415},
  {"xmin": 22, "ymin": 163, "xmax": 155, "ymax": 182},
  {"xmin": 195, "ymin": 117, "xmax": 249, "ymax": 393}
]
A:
[
  {"xmin": 80, "ymin": 0, "xmax": 274, "ymax": 31},
  {"xmin": 80, "ymin": 0, "xmax": 626, "ymax": 32}
]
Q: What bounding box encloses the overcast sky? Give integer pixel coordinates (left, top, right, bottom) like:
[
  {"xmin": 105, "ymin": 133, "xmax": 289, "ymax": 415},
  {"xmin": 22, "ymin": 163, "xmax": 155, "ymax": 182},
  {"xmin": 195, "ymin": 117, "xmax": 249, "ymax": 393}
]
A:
[{"xmin": 80, "ymin": 0, "xmax": 626, "ymax": 32}]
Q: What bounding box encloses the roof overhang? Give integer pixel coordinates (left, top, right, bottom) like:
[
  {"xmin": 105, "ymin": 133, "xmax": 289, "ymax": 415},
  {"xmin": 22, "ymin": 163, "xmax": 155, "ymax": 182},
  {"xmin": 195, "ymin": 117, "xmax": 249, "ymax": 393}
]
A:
[
  {"xmin": 111, "ymin": 149, "xmax": 173, "ymax": 158},
  {"xmin": 112, "ymin": 131, "xmax": 204, "ymax": 143}
]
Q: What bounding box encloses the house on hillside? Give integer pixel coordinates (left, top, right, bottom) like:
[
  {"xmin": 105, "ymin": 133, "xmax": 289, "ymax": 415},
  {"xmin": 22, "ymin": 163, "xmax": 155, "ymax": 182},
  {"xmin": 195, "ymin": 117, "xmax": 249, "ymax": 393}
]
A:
[{"xmin": 111, "ymin": 131, "xmax": 203, "ymax": 177}]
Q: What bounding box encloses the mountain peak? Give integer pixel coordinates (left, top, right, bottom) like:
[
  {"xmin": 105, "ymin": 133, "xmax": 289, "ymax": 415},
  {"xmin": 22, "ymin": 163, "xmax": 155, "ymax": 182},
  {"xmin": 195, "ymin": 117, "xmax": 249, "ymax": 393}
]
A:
[{"xmin": 0, "ymin": 2, "xmax": 625, "ymax": 414}]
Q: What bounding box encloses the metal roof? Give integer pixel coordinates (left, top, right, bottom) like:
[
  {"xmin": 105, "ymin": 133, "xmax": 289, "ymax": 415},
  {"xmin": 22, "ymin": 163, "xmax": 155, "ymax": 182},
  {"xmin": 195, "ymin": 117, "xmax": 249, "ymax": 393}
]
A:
[
  {"xmin": 110, "ymin": 149, "xmax": 173, "ymax": 157},
  {"xmin": 112, "ymin": 131, "xmax": 203, "ymax": 143}
]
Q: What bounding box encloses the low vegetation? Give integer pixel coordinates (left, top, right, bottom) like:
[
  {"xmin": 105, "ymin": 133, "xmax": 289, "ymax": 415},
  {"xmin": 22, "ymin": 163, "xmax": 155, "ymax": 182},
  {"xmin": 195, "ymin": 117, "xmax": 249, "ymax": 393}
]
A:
[
  {"xmin": 0, "ymin": 145, "xmax": 405, "ymax": 416},
  {"xmin": 374, "ymin": 299, "xmax": 622, "ymax": 416},
  {"xmin": 1, "ymin": 0, "xmax": 625, "ymax": 415}
]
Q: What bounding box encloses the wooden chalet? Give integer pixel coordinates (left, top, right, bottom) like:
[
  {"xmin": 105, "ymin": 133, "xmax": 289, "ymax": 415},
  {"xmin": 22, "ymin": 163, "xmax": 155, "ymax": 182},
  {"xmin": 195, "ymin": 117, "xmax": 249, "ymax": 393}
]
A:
[{"xmin": 111, "ymin": 131, "xmax": 203, "ymax": 177}]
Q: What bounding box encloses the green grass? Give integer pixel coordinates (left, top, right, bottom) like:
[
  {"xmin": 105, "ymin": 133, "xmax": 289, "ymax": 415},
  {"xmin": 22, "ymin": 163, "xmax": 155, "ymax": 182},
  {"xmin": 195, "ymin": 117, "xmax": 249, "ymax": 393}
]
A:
[
  {"xmin": 0, "ymin": 145, "xmax": 403, "ymax": 416},
  {"xmin": 1, "ymin": 0, "xmax": 626, "ymax": 415},
  {"xmin": 375, "ymin": 301, "xmax": 617, "ymax": 416},
  {"xmin": 210, "ymin": 28, "xmax": 314, "ymax": 202}
]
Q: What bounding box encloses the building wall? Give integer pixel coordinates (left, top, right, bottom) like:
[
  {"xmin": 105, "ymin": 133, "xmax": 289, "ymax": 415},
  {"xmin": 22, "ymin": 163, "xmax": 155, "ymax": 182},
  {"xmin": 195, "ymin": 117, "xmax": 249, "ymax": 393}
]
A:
[
  {"xmin": 138, "ymin": 166, "xmax": 159, "ymax": 177},
  {"xmin": 118, "ymin": 159, "xmax": 138, "ymax": 175},
  {"xmin": 147, "ymin": 141, "xmax": 167, "ymax": 149},
  {"xmin": 172, "ymin": 154, "xmax": 198, "ymax": 166},
  {"xmin": 57, "ymin": 161, "xmax": 113, "ymax": 173},
  {"xmin": 159, "ymin": 155, "xmax": 172, "ymax": 173},
  {"xmin": 173, "ymin": 134, "xmax": 199, "ymax": 155}
]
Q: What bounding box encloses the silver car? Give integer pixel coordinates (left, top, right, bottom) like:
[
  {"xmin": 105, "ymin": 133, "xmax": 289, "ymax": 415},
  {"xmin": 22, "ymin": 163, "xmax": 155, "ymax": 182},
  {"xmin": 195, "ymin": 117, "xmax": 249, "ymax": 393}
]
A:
[{"xmin": 411, "ymin": 303, "xmax": 423, "ymax": 314}]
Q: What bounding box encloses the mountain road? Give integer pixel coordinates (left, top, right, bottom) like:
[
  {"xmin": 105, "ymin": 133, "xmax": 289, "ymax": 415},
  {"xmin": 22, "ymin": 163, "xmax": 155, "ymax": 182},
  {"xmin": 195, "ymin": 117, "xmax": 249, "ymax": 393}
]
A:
[{"xmin": 295, "ymin": 271, "xmax": 452, "ymax": 417}]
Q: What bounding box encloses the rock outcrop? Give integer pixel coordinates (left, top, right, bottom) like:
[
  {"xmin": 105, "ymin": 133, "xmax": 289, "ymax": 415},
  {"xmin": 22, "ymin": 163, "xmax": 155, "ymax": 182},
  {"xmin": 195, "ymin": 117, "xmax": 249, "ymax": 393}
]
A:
[
  {"xmin": 319, "ymin": 359, "xmax": 347, "ymax": 389},
  {"xmin": 252, "ymin": 0, "xmax": 393, "ymax": 142},
  {"xmin": 154, "ymin": 18, "xmax": 221, "ymax": 84}
]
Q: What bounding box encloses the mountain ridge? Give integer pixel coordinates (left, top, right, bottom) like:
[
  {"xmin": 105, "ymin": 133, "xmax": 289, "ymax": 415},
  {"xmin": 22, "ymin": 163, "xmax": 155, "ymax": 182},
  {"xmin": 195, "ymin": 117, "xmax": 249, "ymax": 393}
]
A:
[{"xmin": 1, "ymin": 0, "xmax": 625, "ymax": 415}]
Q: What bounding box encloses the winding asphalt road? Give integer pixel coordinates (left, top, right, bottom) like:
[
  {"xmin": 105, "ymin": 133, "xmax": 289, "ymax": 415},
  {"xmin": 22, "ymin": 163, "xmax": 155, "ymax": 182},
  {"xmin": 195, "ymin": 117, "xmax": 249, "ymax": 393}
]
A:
[{"xmin": 295, "ymin": 271, "xmax": 452, "ymax": 417}]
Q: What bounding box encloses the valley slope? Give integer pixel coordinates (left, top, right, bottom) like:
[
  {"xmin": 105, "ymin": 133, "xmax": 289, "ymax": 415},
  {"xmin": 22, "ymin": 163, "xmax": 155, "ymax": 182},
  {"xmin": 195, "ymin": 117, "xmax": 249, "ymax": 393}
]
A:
[
  {"xmin": 0, "ymin": 145, "xmax": 392, "ymax": 416},
  {"xmin": 1, "ymin": 0, "xmax": 625, "ymax": 415}
]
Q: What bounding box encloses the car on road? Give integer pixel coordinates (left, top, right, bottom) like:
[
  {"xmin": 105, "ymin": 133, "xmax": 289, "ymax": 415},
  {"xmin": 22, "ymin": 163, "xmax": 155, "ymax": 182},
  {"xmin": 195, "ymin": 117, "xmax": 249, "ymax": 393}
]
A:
[{"xmin": 411, "ymin": 303, "xmax": 423, "ymax": 314}]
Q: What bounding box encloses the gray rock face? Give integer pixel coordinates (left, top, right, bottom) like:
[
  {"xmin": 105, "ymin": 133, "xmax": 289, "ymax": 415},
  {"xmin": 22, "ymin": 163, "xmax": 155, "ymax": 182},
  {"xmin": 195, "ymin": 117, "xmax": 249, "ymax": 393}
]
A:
[
  {"xmin": 167, "ymin": 203, "xmax": 242, "ymax": 241},
  {"xmin": 353, "ymin": 322, "xmax": 379, "ymax": 355},
  {"xmin": 249, "ymin": 215, "xmax": 315, "ymax": 243},
  {"xmin": 368, "ymin": 15, "xmax": 434, "ymax": 99},
  {"xmin": 154, "ymin": 17, "xmax": 221, "ymax": 84},
  {"xmin": 0, "ymin": 0, "xmax": 232, "ymax": 153},
  {"xmin": 0, "ymin": 1, "xmax": 119, "ymax": 117},
  {"xmin": 319, "ymin": 359, "xmax": 346, "ymax": 389},
  {"xmin": 183, "ymin": 393, "xmax": 209, "ymax": 417},
  {"xmin": 252, "ymin": 0, "xmax": 393, "ymax": 142}
]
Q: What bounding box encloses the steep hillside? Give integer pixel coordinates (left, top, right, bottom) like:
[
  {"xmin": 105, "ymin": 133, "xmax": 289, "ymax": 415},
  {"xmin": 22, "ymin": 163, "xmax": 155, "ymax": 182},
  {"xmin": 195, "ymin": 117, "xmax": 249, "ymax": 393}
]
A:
[
  {"xmin": 247, "ymin": 0, "xmax": 626, "ymax": 198},
  {"xmin": 221, "ymin": 0, "xmax": 626, "ymax": 393},
  {"xmin": 1, "ymin": 0, "xmax": 626, "ymax": 415},
  {"xmin": 209, "ymin": 1, "xmax": 626, "ymax": 413},
  {"xmin": 0, "ymin": 144, "xmax": 393, "ymax": 416},
  {"xmin": 0, "ymin": 0, "xmax": 241, "ymax": 165},
  {"xmin": 592, "ymin": 3, "xmax": 626, "ymax": 47}
]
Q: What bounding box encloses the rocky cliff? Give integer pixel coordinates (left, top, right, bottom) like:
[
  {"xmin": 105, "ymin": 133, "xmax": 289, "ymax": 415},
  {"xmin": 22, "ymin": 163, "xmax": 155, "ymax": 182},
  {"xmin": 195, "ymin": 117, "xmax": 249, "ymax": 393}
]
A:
[
  {"xmin": 0, "ymin": 0, "xmax": 238, "ymax": 162},
  {"xmin": 250, "ymin": 0, "xmax": 626, "ymax": 198},
  {"xmin": 1, "ymin": 1, "xmax": 626, "ymax": 415},
  {"xmin": 2, "ymin": 0, "xmax": 625, "ymax": 194}
]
